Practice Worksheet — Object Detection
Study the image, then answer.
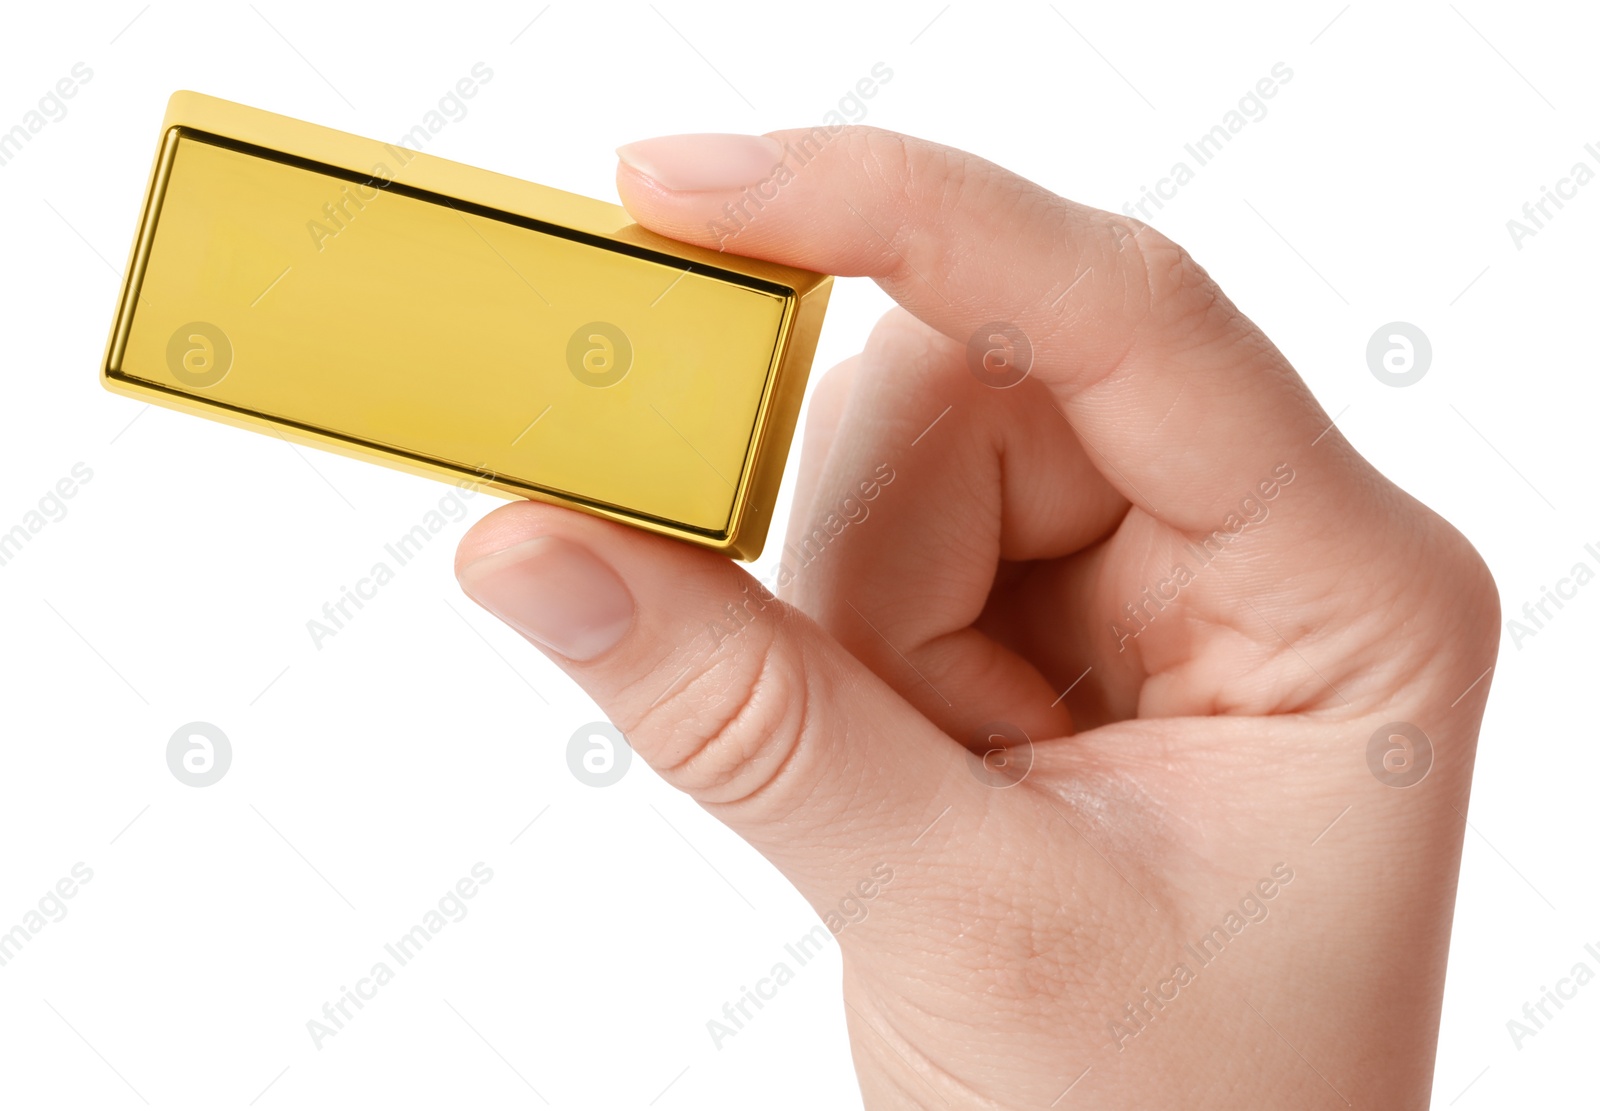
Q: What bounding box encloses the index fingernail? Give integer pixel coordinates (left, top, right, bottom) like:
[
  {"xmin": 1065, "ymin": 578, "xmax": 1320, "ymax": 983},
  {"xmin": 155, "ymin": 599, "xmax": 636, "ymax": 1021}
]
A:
[{"xmin": 616, "ymin": 133, "xmax": 782, "ymax": 192}]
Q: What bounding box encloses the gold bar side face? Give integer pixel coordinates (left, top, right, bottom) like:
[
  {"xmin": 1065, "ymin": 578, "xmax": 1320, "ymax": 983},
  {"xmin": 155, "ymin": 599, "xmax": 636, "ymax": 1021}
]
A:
[{"xmin": 102, "ymin": 93, "xmax": 832, "ymax": 560}]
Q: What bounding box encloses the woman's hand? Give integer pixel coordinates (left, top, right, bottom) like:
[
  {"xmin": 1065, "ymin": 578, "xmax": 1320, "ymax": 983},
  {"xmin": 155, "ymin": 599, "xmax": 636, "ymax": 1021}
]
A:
[{"xmin": 456, "ymin": 126, "xmax": 1499, "ymax": 1109}]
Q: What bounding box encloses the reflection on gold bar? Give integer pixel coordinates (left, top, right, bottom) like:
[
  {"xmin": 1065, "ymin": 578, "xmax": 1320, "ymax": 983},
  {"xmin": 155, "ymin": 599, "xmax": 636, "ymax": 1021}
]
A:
[{"xmin": 102, "ymin": 92, "xmax": 831, "ymax": 560}]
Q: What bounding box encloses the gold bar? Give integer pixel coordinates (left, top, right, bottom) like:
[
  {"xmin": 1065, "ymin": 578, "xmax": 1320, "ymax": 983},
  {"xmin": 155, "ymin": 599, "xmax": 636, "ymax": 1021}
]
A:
[{"xmin": 101, "ymin": 92, "xmax": 831, "ymax": 560}]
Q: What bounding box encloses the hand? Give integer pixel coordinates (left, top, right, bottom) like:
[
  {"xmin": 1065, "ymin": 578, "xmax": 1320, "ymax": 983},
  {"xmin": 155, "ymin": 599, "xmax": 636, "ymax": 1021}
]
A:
[{"xmin": 455, "ymin": 127, "xmax": 1499, "ymax": 1109}]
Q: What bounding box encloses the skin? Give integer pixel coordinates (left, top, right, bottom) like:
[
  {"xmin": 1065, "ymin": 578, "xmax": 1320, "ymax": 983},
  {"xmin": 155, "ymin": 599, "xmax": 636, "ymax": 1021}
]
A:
[{"xmin": 456, "ymin": 126, "xmax": 1500, "ymax": 1109}]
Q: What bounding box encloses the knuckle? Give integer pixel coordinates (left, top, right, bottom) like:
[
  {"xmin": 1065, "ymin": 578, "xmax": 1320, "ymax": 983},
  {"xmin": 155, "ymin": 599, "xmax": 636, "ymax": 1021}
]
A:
[
  {"xmin": 813, "ymin": 356, "xmax": 861, "ymax": 407},
  {"xmin": 862, "ymin": 307, "xmax": 958, "ymax": 383},
  {"xmin": 1426, "ymin": 518, "xmax": 1502, "ymax": 660},
  {"xmin": 856, "ymin": 129, "xmax": 986, "ymax": 281},
  {"xmin": 1097, "ymin": 215, "xmax": 1233, "ymax": 348},
  {"xmin": 644, "ymin": 613, "xmax": 822, "ymax": 806}
]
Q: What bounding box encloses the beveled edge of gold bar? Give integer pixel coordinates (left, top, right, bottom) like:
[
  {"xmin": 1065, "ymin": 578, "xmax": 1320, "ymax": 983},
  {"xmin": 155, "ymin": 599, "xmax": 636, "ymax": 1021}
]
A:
[{"xmin": 100, "ymin": 91, "xmax": 834, "ymax": 561}]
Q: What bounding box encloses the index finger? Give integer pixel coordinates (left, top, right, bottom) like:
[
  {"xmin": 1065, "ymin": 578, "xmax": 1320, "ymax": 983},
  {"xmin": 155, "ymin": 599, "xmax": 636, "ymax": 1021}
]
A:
[{"xmin": 614, "ymin": 126, "xmax": 1351, "ymax": 535}]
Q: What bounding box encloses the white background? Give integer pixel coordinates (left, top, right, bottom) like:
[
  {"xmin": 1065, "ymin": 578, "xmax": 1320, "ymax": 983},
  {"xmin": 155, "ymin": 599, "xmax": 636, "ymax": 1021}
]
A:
[{"xmin": 0, "ymin": 1, "xmax": 1594, "ymax": 1107}]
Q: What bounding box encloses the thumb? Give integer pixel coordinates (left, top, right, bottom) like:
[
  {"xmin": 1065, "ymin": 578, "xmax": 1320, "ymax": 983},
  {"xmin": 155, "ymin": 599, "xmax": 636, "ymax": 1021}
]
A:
[{"xmin": 453, "ymin": 499, "xmax": 975, "ymax": 902}]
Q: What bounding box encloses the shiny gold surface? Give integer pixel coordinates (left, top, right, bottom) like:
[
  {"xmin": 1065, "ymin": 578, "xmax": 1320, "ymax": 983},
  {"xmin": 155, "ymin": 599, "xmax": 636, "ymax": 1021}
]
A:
[{"xmin": 102, "ymin": 92, "xmax": 832, "ymax": 559}]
